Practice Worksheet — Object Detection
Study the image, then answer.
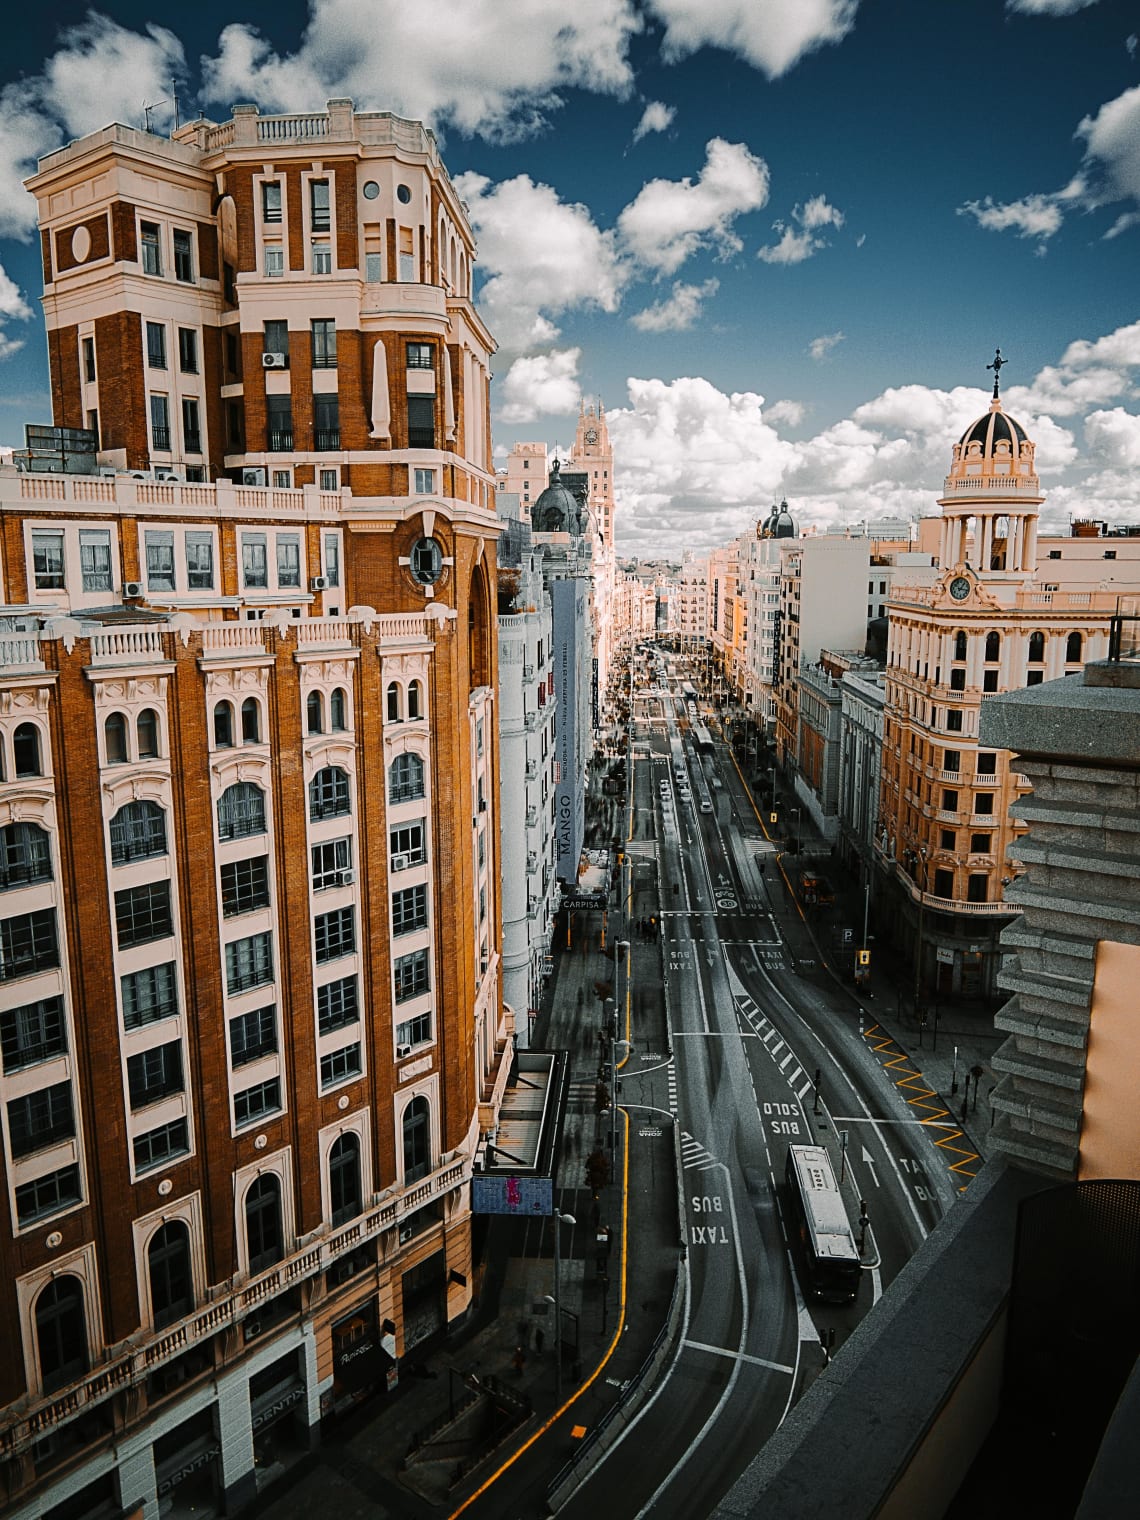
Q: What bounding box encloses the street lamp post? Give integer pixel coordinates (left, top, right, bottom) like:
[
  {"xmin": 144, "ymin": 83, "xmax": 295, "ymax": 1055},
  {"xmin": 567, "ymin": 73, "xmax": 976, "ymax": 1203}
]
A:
[
  {"xmin": 551, "ymin": 1210, "xmax": 576, "ymax": 1399},
  {"xmin": 793, "ymin": 806, "xmax": 802, "ymax": 855}
]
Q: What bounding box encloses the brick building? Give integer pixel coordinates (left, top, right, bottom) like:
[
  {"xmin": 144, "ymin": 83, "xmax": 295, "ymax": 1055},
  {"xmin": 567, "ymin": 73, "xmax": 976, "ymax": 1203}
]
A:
[{"xmin": 0, "ymin": 99, "xmax": 509, "ymax": 1519}]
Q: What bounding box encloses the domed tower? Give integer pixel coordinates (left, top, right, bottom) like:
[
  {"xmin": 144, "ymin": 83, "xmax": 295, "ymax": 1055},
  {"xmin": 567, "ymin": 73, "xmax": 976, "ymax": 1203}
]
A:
[
  {"xmin": 936, "ymin": 349, "xmax": 1043, "ymax": 582},
  {"xmin": 758, "ymin": 498, "xmax": 797, "ymax": 540},
  {"xmin": 531, "ymin": 458, "xmax": 583, "ymax": 535}
]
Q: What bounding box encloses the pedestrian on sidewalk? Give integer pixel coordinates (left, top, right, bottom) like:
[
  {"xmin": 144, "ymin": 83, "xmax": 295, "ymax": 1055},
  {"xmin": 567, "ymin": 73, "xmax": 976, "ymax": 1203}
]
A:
[{"xmin": 512, "ymin": 1345, "xmax": 526, "ymax": 1377}]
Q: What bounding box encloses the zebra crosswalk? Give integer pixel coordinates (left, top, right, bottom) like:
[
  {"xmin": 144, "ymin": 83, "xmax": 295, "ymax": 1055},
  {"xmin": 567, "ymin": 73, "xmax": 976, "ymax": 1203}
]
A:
[
  {"xmin": 734, "ymin": 992, "xmax": 814, "ymax": 1104},
  {"xmin": 681, "ymin": 1131, "xmax": 719, "ymax": 1172}
]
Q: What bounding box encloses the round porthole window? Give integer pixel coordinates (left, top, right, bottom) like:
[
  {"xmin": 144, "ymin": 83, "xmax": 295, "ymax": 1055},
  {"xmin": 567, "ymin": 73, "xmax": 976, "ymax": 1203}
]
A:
[
  {"xmin": 396, "ymin": 183, "xmax": 412, "ymax": 205},
  {"xmin": 410, "ymin": 537, "xmax": 443, "ymax": 585},
  {"xmin": 362, "ymin": 181, "xmax": 380, "ymax": 200}
]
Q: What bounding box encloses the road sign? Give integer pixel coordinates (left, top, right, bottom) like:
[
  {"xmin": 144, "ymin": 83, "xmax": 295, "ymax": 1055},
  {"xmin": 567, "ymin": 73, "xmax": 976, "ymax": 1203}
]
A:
[{"xmin": 857, "ymin": 949, "xmax": 871, "ymax": 967}]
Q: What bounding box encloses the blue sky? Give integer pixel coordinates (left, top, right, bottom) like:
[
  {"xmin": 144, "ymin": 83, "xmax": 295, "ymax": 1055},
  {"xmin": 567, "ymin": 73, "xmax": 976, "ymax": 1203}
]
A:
[{"xmin": 1, "ymin": 0, "xmax": 1138, "ymax": 552}]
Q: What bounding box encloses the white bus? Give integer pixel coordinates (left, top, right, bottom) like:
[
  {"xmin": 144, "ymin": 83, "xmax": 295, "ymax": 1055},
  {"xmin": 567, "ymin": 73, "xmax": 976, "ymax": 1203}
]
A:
[{"xmin": 785, "ymin": 1144, "xmax": 861, "ymax": 1303}]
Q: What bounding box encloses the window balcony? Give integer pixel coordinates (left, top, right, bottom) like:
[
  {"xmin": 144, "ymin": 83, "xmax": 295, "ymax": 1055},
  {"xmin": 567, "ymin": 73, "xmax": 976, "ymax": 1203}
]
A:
[
  {"xmin": 184, "ymin": 433, "xmax": 202, "ymax": 455},
  {"xmin": 151, "ymin": 427, "xmax": 171, "ymax": 451},
  {"xmin": 314, "ymin": 429, "xmax": 340, "ymax": 450},
  {"xmin": 268, "ymin": 430, "xmax": 294, "ymax": 451}
]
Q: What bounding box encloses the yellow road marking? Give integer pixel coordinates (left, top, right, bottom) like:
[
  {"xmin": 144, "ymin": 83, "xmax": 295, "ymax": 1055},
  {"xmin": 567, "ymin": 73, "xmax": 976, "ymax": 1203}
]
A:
[{"xmin": 861, "ymin": 1022, "xmax": 979, "ymax": 1184}]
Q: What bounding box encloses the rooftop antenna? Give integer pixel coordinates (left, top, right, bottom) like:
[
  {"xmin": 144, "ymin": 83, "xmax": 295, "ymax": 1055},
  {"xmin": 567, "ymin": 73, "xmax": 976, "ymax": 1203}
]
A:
[
  {"xmin": 170, "ymin": 79, "xmax": 180, "ymax": 132},
  {"xmin": 142, "ymin": 98, "xmax": 167, "ymax": 134}
]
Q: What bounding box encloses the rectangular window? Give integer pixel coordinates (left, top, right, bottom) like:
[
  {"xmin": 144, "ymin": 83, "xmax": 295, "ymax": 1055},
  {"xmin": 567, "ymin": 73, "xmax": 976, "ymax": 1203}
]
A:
[
  {"xmin": 313, "ymin": 395, "xmax": 339, "ymax": 451},
  {"xmin": 943, "ymin": 749, "xmax": 961, "ymax": 774},
  {"xmin": 82, "ymin": 336, "xmax": 96, "ymax": 383},
  {"xmin": 311, "ymin": 241, "xmax": 332, "ymax": 274},
  {"xmin": 406, "ymin": 343, "xmax": 433, "ymax": 369},
  {"xmin": 971, "ymin": 833, "xmax": 992, "ymax": 855},
  {"xmin": 229, "ymin": 1005, "xmax": 277, "ymax": 1067},
  {"xmin": 310, "ymin": 179, "xmax": 331, "ymax": 232},
  {"xmin": 121, "ymin": 963, "xmax": 179, "ymax": 1030},
  {"xmin": 315, "ymin": 907, "xmax": 355, "ymax": 964},
  {"xmin": 178, "ymin": 327, "xmax": 198, "ymax": 373},
  {"xmin": 319, "ymin": 468, "xmax": 339, "ymax": 492},
  {"xmin": 15, "ymin": 1164, "xmax": 81, "ymax": 1225},
  {"xmin": 227, "ymin": 400, "xmax": 244, "ymax": 449},
  {"xmin": 115, "ymin": 881, "xmax": 173, "ymax": 949},
  {"xmin": 150, "ymin": 394, "xmax": 170, "ymax": 452},
  {"xmin": 392, "ymin": 883, "xmax": 428, "ymax": 936},
  {"xmin": 31, "ymin": 531, "xmax": 65, "ymax": 590},
  {"xmin": 390, "ymin": 820, "xmax": 426, "ymax": 866},
  {"xmin": 276, "ymin": 534, "xmax": 301, "ymax": 588},
  {"xmin": 263, "ymin": 320, "xmax": 289, "ymax": 359},
  {"xmin": 1, "ymin": 996, "xmax": 66, "ymax": 1072},
  {"xmin": 1027, "ymin": 670, "xmax": 1044, "ymax": 686},
  {"xmin": 311, "ymin": 318, "xmax": 337, "ymax": 369},
  {"xmin": 365, "ymin": 252, "xmax": 383, "ymax": 283},
  {"xmin": 396, "ymin": 1012, "xmax": 432, "ymax": 1049},
  {"xmin": 407, "ymin": 395, "xmax": 434, "ymax": 449},
  {"xmin": 242, "ymin": 533, "xmax": 268, "ymax": 588},
  {"xmin": 394, "ymin": 947, "xmax": 429, "ymax": 1003},
  {"xmin": 172, "ymin": 229, "xmax": 194, "ymax": 283},
  {"xmin": 323, "ymin": 533, "xmax": 341, "ymax": 586},
  {"xmin": 264, "ymin": 246, "xmax": 284, "ymax": 278},
  {"xmin": 127, "ymin": 1040, "xmax": 183, "ymax": 1110},
  {"xmin": 140, "ymin": 221, "xmax": 162, "ymax": 276},
  {"xmin": 975, "ymin": 793, "xmax": 994, "ymax": 815},
  {"xmin": 941, "ymin": 789, "xmax": 959, "ymax": 814},
  {"xmin": 398, "ymin": 227, "xmax": 414, "ymax": 282},
  {"xmin": 266, "ymin": 396, "xmax": 292, "ymax": 451},
  {"xmin": 145, "ymin": 322, "xmax": 166, "ymax": 370},
  {"xmin": 940, "ymin": 829, "xmax": 956, "ymax": 851},
  {"xmin": 133, "ymin": 1118, "xmax": 189, "ymax": 1173},
  {"xmin": 983, "ymin": 669, "xmax": 998, "ymax": 692},
  {"xmin": 320, "ymin": 1042, "xmax": 361, "ymax": 1089},
  {"xmin": 311, "ymin": 837, "xmax": 351, "ymax": 891},
  {"xmin": 318, "ymin": 975, "xmax": 358, "ymax": 1034},
  {"xmin": 0, "ymin": 908, "xmax": 59, "ymax": 980},
  {"xmin": 185, "ymin": 531, "xmax": 214, "ymax": 590},
  {"xmin": 967, "ymin": 874, "xmax": 989, "ymax": 904},
  {"xmin": 220, "ymin": 856, "xmax": 270, "ymax": 917},
  {"xmin": 946, "ymin": 709, "xmax": 963, "ymax": 732},
  {"xmin": 145, "ymin": 530, "xmax": 176, "ymax": 592},
  {"xmin": 933, "ymin": 868, "xmax": 955, "ymax": 899},
  {"xmin": 234, "ymin": 1078, "xmax": 281, "ymax": 1127},
  {"xmin": 414, "ymin": 468, "xmax": 435, "ymax": 493},
  {"xmin": 182, "ymin": 398, "xmax": 200, "ymax": 455},
  {"xmin": 7, "ymin": 1081, "xmax": 74, "ymax": 1157},
  {"xmin": 272, "ymin": 470, "xmax": 292, "ymax": 488},
  {"xmin": 977, "ymin": 753, "xmax": 997, "ymax": 775},
  {"xmin": 950, "ymin": 668, "xmax": 966, "ymax": 691},
  {"xmin": 225, "ymin": 932, "xmax": 273, "ymax": 994},
  {"xmin": 261, "ymin": 181, "xmax": 282, "ymax": 223},
  {"xmin": 79, "ymin": 529, "xmax": 112, "ymax": 592}
]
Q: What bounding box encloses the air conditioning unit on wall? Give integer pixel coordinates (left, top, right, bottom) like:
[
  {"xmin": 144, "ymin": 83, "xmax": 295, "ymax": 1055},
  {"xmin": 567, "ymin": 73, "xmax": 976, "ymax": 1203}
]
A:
[
  {"xmin": 311, "ymin": 575, "xmax": 329, "ymax": 592},
  {"xmin": 242, "ymin": 468, "xmax": 267, "ymax": 487},
  {"xmin": 261, "ymin": 352, "xmax": 287, "ymax": 369},
  {"xmin": 123, "ymin": 582, "xmax": 143, "ymax": 598},
  {"xmin": 391, "ymin": 853, "xmax": 409, "ymax": 872},
  {"xmin": 397, "ymin": 1044, "xmax": 412, "ymax": 1060}
]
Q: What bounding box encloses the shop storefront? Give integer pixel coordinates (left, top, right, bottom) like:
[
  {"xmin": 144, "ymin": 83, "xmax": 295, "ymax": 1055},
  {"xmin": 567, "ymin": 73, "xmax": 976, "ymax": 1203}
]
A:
[
  {"xmin": 401, "ymin": 1251, "xmax": 447, "ymax": 1352},
  {"xmin": 249, "ymin": 1353, "xmax": 308, "ymax": 1492},
  {"xmin": 329, "ymin": 1300, "xmax": 393, "ymax": 1412},
  {"xmin": 153, "ymin": 1410, "xmax": 221, "ymax": 1518}
]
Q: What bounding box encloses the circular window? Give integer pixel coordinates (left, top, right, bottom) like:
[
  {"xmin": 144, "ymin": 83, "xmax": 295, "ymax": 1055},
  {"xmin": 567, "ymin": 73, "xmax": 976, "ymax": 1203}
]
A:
[
  {"xmin": 70, "ymin": 224, "xmax": 92, "ymax": 263},
  {"xmin": 362, "ymin": 181, "xmax": 380, "ymax": 200},
  {"xmin": 409, "ymin": 537, "xmax": 443, "ymax": 585},
  {"xmin": 396, "ymin": 183, "xmax": 412, "ymax": 205}
]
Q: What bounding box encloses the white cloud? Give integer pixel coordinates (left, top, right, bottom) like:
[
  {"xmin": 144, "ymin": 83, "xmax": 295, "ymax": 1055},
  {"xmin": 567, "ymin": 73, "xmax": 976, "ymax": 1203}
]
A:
[
  {"xmin": 454, "ymin": 172, "xmax": 625, "ymax": 353},
  {"xmin": 629, "ymin": 278, "xmax": 719, "ymax": 331},
  {"xmin": 758, "ymin": 194, "xmax": 845, "ymax": 263},
  {"xmin": 202, "ymin": 0, "xmax": 640, "ymax": 143},
  {"xmin": 764, "ymin": 399, "xmax": 806, "ymax": 426},
  {"xmin": 808, "ymin": 331, "xmax": 845, "ymax": 360},
  {"xmin": 632, "ymin": 100, "xmax": 675, "ymax": 143},
  {"xmin": 617, "ymin": 138, "xmax": 770, "ymax": 275},
  {"xmin": 1077, "ymin": 83, "xmax": 1140, "ymax": 208},
  {"xmin": 1104, "ymin": 211, "xmax": 1140, "ymax": 240},
  {"xmin": 1005, "ymin": 0, "xmax": 1101, "ymax": 13},
  {"xmin": 647, "ymin": 0, "xmax": 858, "ymax": 80},
  {"xmin": 957, "ymin": 193, "xmax": 1063, "ymax": 240},
  {"xmin": 1083, "ymin": 407, "xmax": 1140, "ymax": 469},
  {"xmin": 498, "ymin": 349, "xmax": 582, "ymax": 423}
]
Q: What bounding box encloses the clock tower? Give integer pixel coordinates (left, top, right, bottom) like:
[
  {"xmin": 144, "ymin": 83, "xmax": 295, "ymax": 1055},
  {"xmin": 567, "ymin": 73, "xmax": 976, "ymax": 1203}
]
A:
[{"xmin": 568, "ymin": 397, "xmax": 615, "ymax": 551}]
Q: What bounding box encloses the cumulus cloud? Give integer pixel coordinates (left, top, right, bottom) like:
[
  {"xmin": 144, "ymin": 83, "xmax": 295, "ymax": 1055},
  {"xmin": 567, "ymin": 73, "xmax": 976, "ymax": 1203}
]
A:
[
  {"xmin": 202, "ymin": 0, "xmax": 639, "ymax": 142},
  {"xmin": 1003, "ymin": 319, "xmax": 1140, "ymax": 417},
  {"xmin": 1077, "ymin": 84, "xmax": 1140, "ymax": 209},
  {"xmin": 617, "ymin": 138, "xmax": 770, "ymax": 274},
  {"xmin": 629, "ymin": 278, "xmax": 719, "ymax": 331},
  {"xmin": 498, "ymin": 349, "xmax": 582, "ymax": 423},
  {"xmin": 808, "ymin": 331, "xmax": 845, "ymax": 360},
  {"xmin": 647, "ymin": 0, "xmax": 858, "ymax": 80},
  {"xmin": 1082, "ymin": 407, "xmax": 1140, "ymax": 469},
  {"xmin": 764, "ymin": 399, "xmax": 806, "ymax": 427},
  {"xmin": 758, "ymin": 194, "xmax": 845, "ymax": 263},
  {"xmin": 957, "ymin": 193, "xmax": 1063, "ymax": 240},
  {"xmin": 632, "ymin": 100, "xmax": 675, "ymax": 143},
  {"xmin": 454, "ymin": 171, "xmax": 625, "ymax": 353}
]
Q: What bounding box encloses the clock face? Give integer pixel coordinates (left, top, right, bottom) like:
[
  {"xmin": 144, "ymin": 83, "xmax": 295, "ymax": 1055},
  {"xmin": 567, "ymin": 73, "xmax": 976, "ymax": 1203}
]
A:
[
  {"xmin": 585, "ymin": 428, "xmax": 599, "ymax": 445},
  {"xmin": 949, "ymin": 576, "xmax": 971, "ymax": 601}
]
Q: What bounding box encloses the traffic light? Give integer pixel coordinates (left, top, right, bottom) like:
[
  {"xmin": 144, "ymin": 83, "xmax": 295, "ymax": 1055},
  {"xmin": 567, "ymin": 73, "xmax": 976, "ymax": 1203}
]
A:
[{"xmin": 857, "ymin": 949, "xmax": 871, "ymax": 968}]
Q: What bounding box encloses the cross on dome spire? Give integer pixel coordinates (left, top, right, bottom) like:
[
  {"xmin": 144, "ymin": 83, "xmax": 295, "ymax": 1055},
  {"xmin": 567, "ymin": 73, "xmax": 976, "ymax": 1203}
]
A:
[{"xmin": 987, "ymin": 347, "xmax": 1007, "ymax": 400}]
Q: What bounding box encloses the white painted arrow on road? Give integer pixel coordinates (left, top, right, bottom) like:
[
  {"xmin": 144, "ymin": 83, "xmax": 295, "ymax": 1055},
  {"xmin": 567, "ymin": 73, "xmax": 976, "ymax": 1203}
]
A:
[{"xmin": 862, "ymin": 1147, "xmax": 880, "ymax": 1187}]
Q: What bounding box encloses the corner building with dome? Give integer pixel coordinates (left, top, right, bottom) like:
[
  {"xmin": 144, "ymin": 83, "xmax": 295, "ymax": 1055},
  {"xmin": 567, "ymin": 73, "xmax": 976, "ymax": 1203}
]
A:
[{"xmin": 875, "ymin": 377, "xmax": 1140, "ymax": 1004}]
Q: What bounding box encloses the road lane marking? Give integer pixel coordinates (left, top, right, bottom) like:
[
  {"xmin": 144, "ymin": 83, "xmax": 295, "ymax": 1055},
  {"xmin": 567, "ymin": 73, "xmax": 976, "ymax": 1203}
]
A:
[
  {"xmin": 682, "ymin": 1339, "xmax": 794, "ymax": 1375},
  {"xmin": 861, "ymin": 1023, "xmax": 981, "ymax": 1185}
]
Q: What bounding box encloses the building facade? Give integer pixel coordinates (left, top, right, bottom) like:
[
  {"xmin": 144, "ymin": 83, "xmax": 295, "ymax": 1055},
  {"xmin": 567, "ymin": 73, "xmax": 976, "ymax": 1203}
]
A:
[{"xmin": 1, "ymin": 99, "xmax": 509, "ymax": 1520}]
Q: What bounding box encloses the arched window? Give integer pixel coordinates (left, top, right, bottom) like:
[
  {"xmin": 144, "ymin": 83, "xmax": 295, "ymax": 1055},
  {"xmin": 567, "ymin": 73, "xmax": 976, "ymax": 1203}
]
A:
[
  {"xmin": 1066, "ymin": 631, "xmax": 1083, "ymax": 663},
  {"xmin": 13, "ymin": 723, "xmax": 42, "ymax": 778},
  {"xmin": 0, "ymin": 821, "xmax": 52, "ymax": 890},
  {"xmin": 984, "ymin": 631, "xmax": 1000, "ymax": 663},
  {"xmin": 309, "ymin": 766, "xmax": 350, "ymax": 820},
  {"xmin": 388, "ymin": 752, "xmax": 424, "ymax": 804},
  {"xmin": 213, "ymin": 701, "xmax": 234, "ymax": 748},
  {"xmin": 1028, "ymin": 631, "xmax": 1045, "ymax": 663},
  {"xmin": 241, "ymin": 697, "xmax": 260, "ymax": 744},
  {"xmin": 387, "ymin": 682, "xmax": 402, "ymax": 722},
  {"xmin": 402, "ymin": 1096, "xmax": 431, "ymax": 1183},
  {"xmin": 109, "ymin": 800, "xmax": 166, "ymax": 864},
  {"xmin": 306, "ymin": 691, "xmax": 324, "ymax": 735},
  {"xmin": 35, "ymin": 1276, "xmax": 87, "ymax": 1394},
  {"xmin": 104, "ymin": 712, "xmax": 129, "ymax": 765},
  {"xmin": 217, "ymin": 782, "xmax": 266, "ymax": 841},
  {"xmin": 148, "ymin": 1221, "xmax": 194, "ymax": 1329},
  {"xmin": 245, "ymin": 1174, "xmax": 283, "ymax": 1275},
  {"xmin": 468, "ymin": 567, "xmax": 491, "ymax": 690},
  {"xmin": 953, "ymin": 631, "xmax": 967, "ymax": 662},
  {"xmin": 407, "ymin": 681, "xmax": 423, "ymax": 721},
  {"xmin": 330, "ymin": 688, "xmax": 346, "ymax": 731},
  {"xmin": 137, "ymin": 708, "xmax": 159, "ymax": 759},
  {"xmin": 329, "ymin": 1133, "xmax": 362, "ymax": 1225}
]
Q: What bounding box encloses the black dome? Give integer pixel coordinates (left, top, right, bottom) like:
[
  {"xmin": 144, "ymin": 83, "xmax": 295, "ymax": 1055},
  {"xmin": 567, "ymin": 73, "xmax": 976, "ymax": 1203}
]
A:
[{"xmin": 958, "ymin": 408, "xmax": 1028, "ymax": 450}]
